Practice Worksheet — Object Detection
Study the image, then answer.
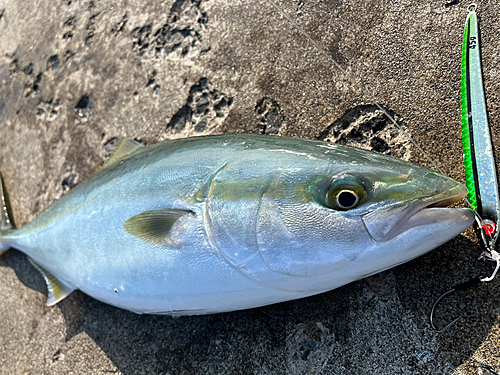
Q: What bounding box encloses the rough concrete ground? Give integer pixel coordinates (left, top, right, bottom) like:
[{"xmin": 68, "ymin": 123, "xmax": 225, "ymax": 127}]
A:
[{"xmin": 0, "ymin": 0, "xmax": 500, "ymax": 374}]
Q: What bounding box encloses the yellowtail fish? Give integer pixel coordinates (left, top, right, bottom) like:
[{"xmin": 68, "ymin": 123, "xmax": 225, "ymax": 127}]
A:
[{"xmin": 0, "ymin": 135, "xmax": 473, "ymax": 315}]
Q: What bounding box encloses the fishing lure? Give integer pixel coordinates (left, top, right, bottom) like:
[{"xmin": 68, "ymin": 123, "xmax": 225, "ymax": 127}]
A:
[
  {"xmin": 430, "ymin": 4, "xmax": 500, "ymax": 332},
  {"xmin": 460, "ymin": 4, "xmax": 500, "ymax": 252}
]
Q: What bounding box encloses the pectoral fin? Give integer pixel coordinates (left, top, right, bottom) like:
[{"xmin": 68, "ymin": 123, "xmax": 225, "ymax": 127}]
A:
[
  {"xmin": 29, "ymin": 258, "xmax": 75, "ymax": 306},
  {"xmin": 123, "ymin": 209, "xmax": 194, "ymax": 247},
  {"xmin": 96, "ymin": 138, "xmax": 144, "ymax": 174}
]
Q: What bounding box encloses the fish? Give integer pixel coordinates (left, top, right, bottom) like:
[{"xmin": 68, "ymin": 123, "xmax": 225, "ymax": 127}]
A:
[{"xmin": 0, "ymin": 134, "xmax": 474, "ymax": 315}]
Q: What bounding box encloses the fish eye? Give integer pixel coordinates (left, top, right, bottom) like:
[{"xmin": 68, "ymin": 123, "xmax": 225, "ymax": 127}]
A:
[
  {"xmin": 336, "ymin": 190, "xmax": 360, "ymax": 209},
  {"xmin": 325, "ymin": 177, "xmax": 365, "ymax": 211}
]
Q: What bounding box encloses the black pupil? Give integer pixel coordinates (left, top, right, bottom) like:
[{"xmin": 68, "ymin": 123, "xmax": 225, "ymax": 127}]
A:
[{"xmin": 338, "ymin": 191, "xmax": 357, "ymax": 208}]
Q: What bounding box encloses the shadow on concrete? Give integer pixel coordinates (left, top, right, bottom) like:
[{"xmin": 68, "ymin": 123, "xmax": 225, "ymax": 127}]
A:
[{"xmin": 395, "ymin": 234, "xmax": 499, "ymax": 369}]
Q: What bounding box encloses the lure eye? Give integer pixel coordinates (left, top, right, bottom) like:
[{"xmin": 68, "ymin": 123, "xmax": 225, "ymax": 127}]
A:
[{"xmin": 325, "ymin": 177, "xmax": 365, "ymax": 211}]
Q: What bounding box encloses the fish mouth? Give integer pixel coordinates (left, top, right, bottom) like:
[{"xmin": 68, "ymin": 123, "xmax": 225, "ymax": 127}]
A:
[{"xmin": 362, "ymin": 187, "xmax": 474, "ymax": 242}]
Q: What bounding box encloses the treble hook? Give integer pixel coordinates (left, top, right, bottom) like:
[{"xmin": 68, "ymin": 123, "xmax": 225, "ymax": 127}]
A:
[{"xmin": 430, "ymin": 278, "xmax": 481, "ymax": 333}]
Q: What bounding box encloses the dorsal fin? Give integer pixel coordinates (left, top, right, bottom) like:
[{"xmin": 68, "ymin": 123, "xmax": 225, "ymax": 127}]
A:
[
  {"xmin": 123, "ymin": 209, "xmax": 194, "ymax": 248},
  {"xmin": 96, "ymin": 138, "xmax": 143, "ymax": 174},
  {"xmin": 29, "ymin": 258, "xmax": 76, "ymax": 306}
]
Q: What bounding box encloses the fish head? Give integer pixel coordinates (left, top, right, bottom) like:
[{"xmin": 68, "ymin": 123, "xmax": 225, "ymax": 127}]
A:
[
  {"xmin": 205, "ymin": 139, "xmax": 474, "ymax": 293},
  {"xmin": 210, "ymin": 143, "xmax": 475, "ymax": 293}
]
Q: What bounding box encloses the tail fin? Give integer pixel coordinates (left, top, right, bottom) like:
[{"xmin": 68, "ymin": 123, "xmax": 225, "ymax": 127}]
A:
[{"xmin": 0, "ymin": 172, "xmax": 15, "ymax": 254}]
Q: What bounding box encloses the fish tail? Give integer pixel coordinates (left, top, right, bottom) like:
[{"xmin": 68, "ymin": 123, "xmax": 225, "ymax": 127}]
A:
[
  {"xmin": 0, "ymin": 173, "xmax": 76, "ymax": 305},
  {"xmin": 0, "ymin": 172, "xmax": 15, "ymax": 255}
]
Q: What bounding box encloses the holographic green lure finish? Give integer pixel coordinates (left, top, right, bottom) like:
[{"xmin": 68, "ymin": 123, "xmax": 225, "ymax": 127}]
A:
[
  {"xmin": 460, "ymin": 5, "xmax": 500, "ymax": 247},
  {"xmin": 460, "ymin": 9, "xmax": 477, "ymax": 210}
]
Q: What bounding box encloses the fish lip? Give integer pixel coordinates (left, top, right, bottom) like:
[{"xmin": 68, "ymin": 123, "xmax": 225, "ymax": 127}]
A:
[{"xmin": 362, "ymin": 187, "xmax": 471, "ymax": 242}]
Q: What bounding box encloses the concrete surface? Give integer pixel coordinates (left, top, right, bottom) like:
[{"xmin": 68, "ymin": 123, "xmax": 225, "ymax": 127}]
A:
[{"xmin": 0, "ymin": 0, "xmax": 500, "ymax": 374}]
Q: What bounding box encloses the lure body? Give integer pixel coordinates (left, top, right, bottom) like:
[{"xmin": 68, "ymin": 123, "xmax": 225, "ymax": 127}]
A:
[
  {"xmin": 461, "ymin": 7, "xmax": 500, "ymax": 247},
  {"xmin": 0, "ymin": 135, "xmax": 473, "ymax": 315}
]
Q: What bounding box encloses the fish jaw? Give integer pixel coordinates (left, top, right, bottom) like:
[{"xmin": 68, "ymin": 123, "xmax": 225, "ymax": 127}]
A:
[
  {"xmin": 362, "ymin": 187, "xmax": 473, "ymax": 242},
  {"xmin": 361, "ymin": 176, "xmax": 475, "ymax": 268},
  {"xmin": 341, "ymin": 206, "xmax": 474, "ymax": 288}
]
